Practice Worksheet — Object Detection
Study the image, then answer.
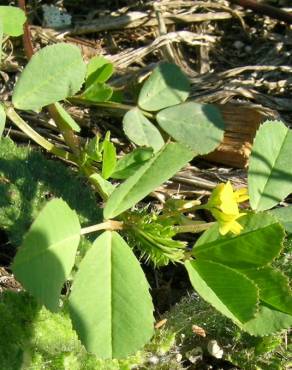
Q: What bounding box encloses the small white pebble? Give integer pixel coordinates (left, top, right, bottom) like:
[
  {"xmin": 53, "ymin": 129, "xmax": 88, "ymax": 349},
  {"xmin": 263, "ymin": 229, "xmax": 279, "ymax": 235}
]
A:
[
  {"xmin": 148, "ymin": 355, "xmax": 159, "ymax": 365},
  {"xmin": 207, "ymin": 340, "xmax": 224, "ymax": 359},
  {"xmin": 176, "ymin": 353, "xmax": 183, "ymax": 362},
  {"xmin": 276, "ymin": 42, "xmax": 284, "ymax": 52},
  {"xmin": 278, "ymin": 80, "xmax": 286, "ymax": 88}
]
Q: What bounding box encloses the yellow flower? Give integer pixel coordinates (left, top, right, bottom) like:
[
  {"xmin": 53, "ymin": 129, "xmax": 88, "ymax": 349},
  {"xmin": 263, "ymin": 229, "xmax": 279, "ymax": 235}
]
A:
[
  {"xmin": 234, "ymin": 187, "xmax": 249, "ymax": 203},
  {"xmin": 210, "ymin": 209, "xmax": 246, "ymax": 236},
  {"xmin": 206, "ymin": 181, "xmax": 248, "ymax": 235},
  {"xmin": 207, "ymin": 181, "xmax": 238, "ymax": 214}
]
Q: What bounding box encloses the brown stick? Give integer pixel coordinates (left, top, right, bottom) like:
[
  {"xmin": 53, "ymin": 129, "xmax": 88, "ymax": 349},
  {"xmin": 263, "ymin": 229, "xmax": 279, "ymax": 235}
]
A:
[
  {"xmin": 17, "ymin": 0, "xmax": 34, "ymax": 59},
  {"xmin": 70, "ymin": 12, "xmax": 235, "ymax": 35},
  {"xmin": 229, "ymin": 0, "xmax": 292, "ymax": 24}
]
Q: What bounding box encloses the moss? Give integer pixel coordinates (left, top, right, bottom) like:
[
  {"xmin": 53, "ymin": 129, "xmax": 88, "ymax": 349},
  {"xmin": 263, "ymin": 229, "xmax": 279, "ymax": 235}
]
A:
[
  {"xmin": 0, "ymin": 137, "xmax": 102, "ymax": 246},
  {"xmin": 0, "ymin": 291, "xmax": 39, "ymax": 370},
  {"xmin": 1, "ymin": 283, "xmax": 291, "ymax": 370},
  {"xmin": 0, "ymin": 291, "xmax": 145, "ymax": 370},
  {"xmin": 1, "ymin": 290, "xmax": 289, "ymax": 370},
  {"xmin": 274, "ymin": 237, "xmax": 292, "ymax": 277},
  {"xmin": 149, "ymin": 294, "xmax": 291, "ymax": 370}
]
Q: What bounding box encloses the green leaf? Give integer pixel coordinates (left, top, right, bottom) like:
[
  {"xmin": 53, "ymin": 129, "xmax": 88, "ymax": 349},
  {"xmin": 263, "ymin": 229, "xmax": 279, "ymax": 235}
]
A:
[
  {"xmin": 68, "ymin": 231, "xmax": 154, "ymax": 359},
  {"xmin": 88, "ymin": 172, "xmax": 115, "ymax": 200},
  {"xmin": 85, "ymin": 135, "xmax": 102, "ymax": 162},
  {"xmin": 194, "ymin": 213, "xmax": 284, "ymax": 269},
  {"xmin": 53, "ymin": 103, "xmax": 80, "ymax": 132},
  {"xmin": 111, "ymin": 147, "xmax": 153, "ymax": 179},
  {"xmin": 269, "ymin": 206, "xmax": 292, "ymax": 234},
  {"xmin": 0, "ymin": 6, "xmax": 26, "ymax": 37},
  {"xmin": 196, "ymin": 212, "xmax": 279, "ymax": 246},
  {"xmin": 248, "ymin": 120, "xmax": 292, "ymax": 211},
  {"xmin": 102, "ymin": 140, "xmax": 117, "ymax": 179},
  {"xmin": 123, "ymin": 108, "xmax": 164, "ymax": 152},
  {"xmin": 138, "ymin": 63, "xmax": 190, "ymax": 111},
  {"xmin": 185, "ymin": 259, "xmax": 258, "ymax": 325},
  {"xmin": 104, "ymin": 142, "xmax": 194, "ymax": 219},
  {"xmin": 110, "ymin": 90, "xmax": 123, "ymax": 103},
  {"xmin": 242, "ymin": 266, "xmax": 292, "ymax": 315},
  {"xmin": 12, "ymin": 199, "xmax": 80, "ymax": 312},
  {"xmin": 156, "ymin": 102, "xmax": 225, "ymax": 154},
  {"xmin": 86, "ymin": 55, "xmax": 114, "ymax": 88},
  {"xmin": 12, "ymin": 43, "xmax": 86, "ymax": 111},
  {"xmin": 0, "ymin": 103, "xmax": 6, "ymax": 137},
  {"xmin": 241, "ymin": 304, "xmax": 292, "ymax": 336},
  {"xmin": 81, "ymin": 82, "xmax": 113, "ymax": 102}
]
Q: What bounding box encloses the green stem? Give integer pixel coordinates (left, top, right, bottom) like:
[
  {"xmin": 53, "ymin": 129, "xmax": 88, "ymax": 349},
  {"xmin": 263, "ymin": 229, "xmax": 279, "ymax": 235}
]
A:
[
  {"xmin": 68, "ymin": 97, "xmax": 155, "ymax": 119},
  {"xmin": 173, "ymin": 222, "xmax": 215, "ymax": 234},
  {"xmin": 183, "ymin": 204, "xmax": 208, "ymax": 212},
  {"xmin": 158, "ymin": 203, "xmax": 207, "ymax": 221},
  {"xmin": 5, "ymin": 105, "xmax": 76, "ymax": 162},
  {"xmin": 81, "ymin": 220, "xmax": 124, "ymax": 235},
  {"xmin": 48, "ymin": 104, "xmax": 81, "ymax": 156}
]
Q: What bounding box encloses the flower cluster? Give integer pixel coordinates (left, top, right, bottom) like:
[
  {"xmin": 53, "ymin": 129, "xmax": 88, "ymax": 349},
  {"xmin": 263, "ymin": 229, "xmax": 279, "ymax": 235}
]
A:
[{"xmin": 206, "ymin": 181, "xmax": 249, "ymax": 235}]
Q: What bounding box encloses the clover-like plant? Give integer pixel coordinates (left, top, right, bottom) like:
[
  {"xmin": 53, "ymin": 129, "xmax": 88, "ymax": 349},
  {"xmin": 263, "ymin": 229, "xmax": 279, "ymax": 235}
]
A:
[{"xmin": 0, "ymin": 6, "xmax": 291, "ymax": 360}]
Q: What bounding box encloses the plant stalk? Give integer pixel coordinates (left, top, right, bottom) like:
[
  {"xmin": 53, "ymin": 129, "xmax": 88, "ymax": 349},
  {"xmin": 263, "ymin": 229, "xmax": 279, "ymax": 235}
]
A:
[
  {"xmin": 48, "ymin": 104, "xmax": 81, "ymax": 157},
  {"xmin": 68, "ymin": 97, "xmax": 155, "ymax": 119},
  {"xmin": 81, "ymin": 220, "xmax": 124, "ymax": 235},
  {"xmin": 5, "ymin": 105, "xmax": 76, "ymax": 162},
  {"xmin": 174, "ymin": 222, "xmax": 215, "ymax": 234}
]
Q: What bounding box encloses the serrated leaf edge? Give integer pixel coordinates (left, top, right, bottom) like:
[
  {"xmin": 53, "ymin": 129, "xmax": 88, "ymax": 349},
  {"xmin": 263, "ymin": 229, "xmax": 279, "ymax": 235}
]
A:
[
  {"xmin": 194, "ymin": 222, "xmax": 285, "ymax": 268},
  {"xmin": 186, "ymin": 259, "xmax": 260, "ymax": 326}
]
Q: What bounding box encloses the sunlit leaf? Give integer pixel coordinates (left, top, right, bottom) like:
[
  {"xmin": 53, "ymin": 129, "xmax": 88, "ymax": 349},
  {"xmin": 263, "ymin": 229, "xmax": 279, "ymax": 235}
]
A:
[
  {"xmin": 241, "ymin": 304, "xmax": 292, "ymax": 336},
  {"xmin": 12, "ymin": 43, "xmax": 86, "ymax": 111},
  {"xmin": 242, "ymin": 266, "xmax": 292, "ymax": 315},
  {"xmin": 88, "ymin": 172, "xmax": 115, "ymax": 200},
  {"xmin": 248, "ymin": 120, "xmax": 292, "ymax": 211},
  {"xmin": 69, "ymin": 231, "xmax": 154, "ymax": 358},
  {"xmin": 86, "ymin": 55, "xmax": 114, "ymax": 87},
  {"xmin": 194, "ymin": 213, "xmax": 284, "ymax": 269},
  {"xmin": 104, "ymin": 142, "xmax": 194, "ymax": 219},
  {"xmin": 85, "ymin": 135, "xmax": 102, "ymax": 162},
  {"xmin": 185, "ymin": 259, "xmax": 258, "ymax": 325},
  {"xmin": 52, "ymin": 102, "xmax": 80, "ymax": 132},
  {"xmin": 0, "ymin": 6, "xmax": 26, "ymax": 37},
  {"xmin": 123, "ymin": 108, "xmax": 164, "ymax": 152},
  {"xmin": 81, "ymin": 82, "xmax": 113, "ymax": 103},
  {"xmin": 102, "ymin": 140, "xmax": 116, "ymax": 179}
]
